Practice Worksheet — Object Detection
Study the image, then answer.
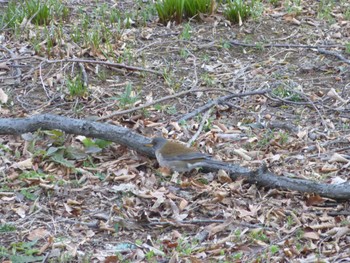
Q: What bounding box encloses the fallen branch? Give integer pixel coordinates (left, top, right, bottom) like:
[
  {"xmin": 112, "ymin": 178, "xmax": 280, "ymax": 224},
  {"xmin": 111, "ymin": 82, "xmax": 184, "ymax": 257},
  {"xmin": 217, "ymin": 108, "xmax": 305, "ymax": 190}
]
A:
[
  {"xmin": 1, "ymin": 114, "xmax": 349, "ymax": 200},
  {"xmin": 35, "ymin": 57, "xmax": 164, "ymax": 76}
]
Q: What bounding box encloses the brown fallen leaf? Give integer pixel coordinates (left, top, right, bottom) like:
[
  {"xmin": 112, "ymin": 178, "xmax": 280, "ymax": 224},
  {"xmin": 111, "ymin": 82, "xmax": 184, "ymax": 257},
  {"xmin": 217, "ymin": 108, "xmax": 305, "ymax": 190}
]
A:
[{"xmin": 27, "ymin": 227, "xmax": 50, "ymax": 241}]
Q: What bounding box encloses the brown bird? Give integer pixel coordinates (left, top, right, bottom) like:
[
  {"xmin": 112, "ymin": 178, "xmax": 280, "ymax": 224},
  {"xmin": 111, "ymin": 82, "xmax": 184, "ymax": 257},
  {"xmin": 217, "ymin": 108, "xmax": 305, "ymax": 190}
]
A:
[{"xmin": 145, "ymin": 137, "xmax": 217, "ymax": 172}]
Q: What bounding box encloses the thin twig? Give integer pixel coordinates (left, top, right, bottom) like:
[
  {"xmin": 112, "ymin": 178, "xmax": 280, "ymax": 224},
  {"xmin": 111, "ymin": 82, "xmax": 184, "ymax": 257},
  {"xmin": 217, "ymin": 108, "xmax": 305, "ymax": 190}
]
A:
[
  {"xmin": 318, "ymin": 48, "xmax": 350, "ymax": 65},
  {"xmin": 39, "ymin": 61, "xmax": 51, "ymax": 99},
  {"xmin": 36, "ymin": 57, "xmax": 163, "ymax": 76},
  {"xmin": 228, "ymin": 40, "xmax": 342, "ymax": 49},
  {"xmin": 187, "ymin": 109, "xmax": 211, "ymax": 147},
  {"xmin": 178, "ymin": 89, "xmax": 271, "ymax": 122},
  {"xmin": 0, "ymin": 44, "xmax": 21, "ymax": 86},
  {"xmin": 98, "ymin": 88, "xmax": 271, "ymax": 121}
]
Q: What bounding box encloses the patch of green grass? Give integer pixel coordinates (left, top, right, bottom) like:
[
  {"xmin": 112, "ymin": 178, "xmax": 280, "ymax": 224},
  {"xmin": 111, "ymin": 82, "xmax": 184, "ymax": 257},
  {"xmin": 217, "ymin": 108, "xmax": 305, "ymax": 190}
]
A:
[
  {"xmin": 278, "ymin": 131, "xmax": 289, "ymax": 145},
  {"xmin": 135, "ymin": 0, "xmax": 158, "ymax": 26},
  {"xmin": 1, "ymin": 0, "xmax": 69, "ymax": 32},
  {"xmin": 285, "ymin": 0, "xmax": 302, "ymax": 15},
  {"xmin": 296, "ymin": 229, "xmax": 304, "ymax": 240},
  {"xmin": 233, "ymin": 251, "xmax": 244, "ymax": 260},
  {"xmin": 257, "ymin": 130, "xmax": 274, "ymax": 148},
  {"xmin": 222, "ymin": 40, "xmax": 232, "ymax": 49},
  {"xmin": 155, "ymin": 0, "xmax": 185, "ymax": 24},
  {"xmin": 0, "ymin": 224, "xmax": 16, "ymax": 233},
  {"xmin": 184, "ymin": 0, "xmax": 212, "ymax": 19},
  {"xmin": 115, "ymin": 83, "xmax": 139, "ymax": 109},
  {"xmin": 166, "ymin": 105, "xmax": 177, "ymax": 115},
  {"xmin": 180, "ymin": 22, "xmax": 192, "ymax": 40},
  {"xmin": 20, "ymin": 187, "xmax": 39, "ymax": 201},
  {"xmin": 271, "ymin": 86, "xmax": 302, "ymax": 101},
  {"xmin": 287, "ymin": 215, "xmax": 294, "ymax": 228},
  {"xmin": 19, "ymin": 171, "xmax": 47, "ymax": 179},
  {"xmin": 224, "ymin": 0, "xmax": 256, "ymax": 24},
  {"xmin": 317, "ymin": 0, "xmax": 335, "ymax": 22},
  {"xmin": 344, "ymin": 6, "xmax": 350, "ymax": 20},
  {"xmin": 250, "ymin": 229, "xmax": 269, "ymax": 242},
  {"xmin": 270, "ymin": 245, "xmax": 279, "ymax": 254},
  {"xmin": 269, "ymin": 0, "xmax": 281, "ymax": 7},
  {"xmin": 180, "ymin": 48, "xmax": 189, "ymax": 58},
  {"xmin": 66, "ymin": 75, "xmax": 87, "ymax": 97},
  {"xmin": 345, "ymin": 43, "xmax": 350, "ymax": 54},
  {"xmin": 155, "ymin": 0, "xmax": 211, "ymax": 24},
  {"xmin": 201, "ymin": 73, "xmax": 215, "ymax": 86}
]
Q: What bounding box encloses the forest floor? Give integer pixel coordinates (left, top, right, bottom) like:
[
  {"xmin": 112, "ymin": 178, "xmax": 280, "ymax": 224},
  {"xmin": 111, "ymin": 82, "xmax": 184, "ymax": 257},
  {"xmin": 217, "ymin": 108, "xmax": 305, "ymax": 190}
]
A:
[{"xmin": 1, "ymin": 0, "xmax": 350, "ymax": 262}]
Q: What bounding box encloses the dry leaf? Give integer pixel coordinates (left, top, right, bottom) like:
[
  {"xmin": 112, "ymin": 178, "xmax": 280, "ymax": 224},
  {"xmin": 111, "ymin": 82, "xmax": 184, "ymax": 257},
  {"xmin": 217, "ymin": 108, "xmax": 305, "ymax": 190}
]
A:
[
  {"xmin": 327, "ymin": 88, "xmax": 347, "ymax": 103},
  {"xmin": 0, "ymin": 62, "xmax": 10, "ymax": 70},
  {"xmin": 305, "ymin": 195, "xmax": 324, "ymax": 206},
  {"xmin": 27, "ymin": 227, "xmax": 50, "ymax": 241},
  {"xmin": 13, "ymin": 206, "xmax": 26, "ymax": 218},
  {"xmin": 217, "ymin": 169, "xmax": 232, "ymax": 184},
  {"xmin": 233, "ymin": 148, "xmax": 252, "ymax": 161},
  {"xmin": 329, "ymin": 153, "xmax": 349, "ymax": 163},
  {"xmin": 11, "ymin": 158, "xmax": 33, "ymax": 170},
  {"xmin": 303, "ymin": 230, "xmax": 320, "ymax": 240},
  {"xmin": 0, "ymin": 88, "xmax": 8, "ymax": 104}
]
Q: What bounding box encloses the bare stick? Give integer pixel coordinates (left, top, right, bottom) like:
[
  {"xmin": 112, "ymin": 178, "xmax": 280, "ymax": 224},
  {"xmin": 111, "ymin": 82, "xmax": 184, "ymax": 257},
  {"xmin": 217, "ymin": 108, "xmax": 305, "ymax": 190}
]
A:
[
  {"xmin": 187, "ymin": 109, "xmax": 211, "ymax": 147},
  {"xmin": 35, "ymin": 57, "xmax": 163, "ymax": 76},
  {"xmin": 0, "ymin": 45, "xmax": 21, "ymax": 86},
  {"xmin": 178, "ymin": 89, "xmax": 271, "ymax": 122}
]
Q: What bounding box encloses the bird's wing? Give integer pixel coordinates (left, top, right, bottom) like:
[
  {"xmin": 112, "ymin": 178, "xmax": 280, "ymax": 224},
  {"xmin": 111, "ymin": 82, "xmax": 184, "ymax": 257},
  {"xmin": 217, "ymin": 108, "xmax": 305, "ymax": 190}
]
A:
[{"xmin": 164, "ymin": 152, "xmax": 212, "ymax": 161}]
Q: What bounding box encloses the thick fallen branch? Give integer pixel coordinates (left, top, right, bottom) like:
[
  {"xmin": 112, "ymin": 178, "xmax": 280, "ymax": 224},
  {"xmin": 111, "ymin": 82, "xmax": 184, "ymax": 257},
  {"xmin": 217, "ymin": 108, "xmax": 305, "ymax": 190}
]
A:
[
  {"xmin": 0, "ymin": 114, "xmax": 153, "ymax": 157},
  {"xmin": 1, "ymin": 114, "xmax": 349, "ymax": 200}
]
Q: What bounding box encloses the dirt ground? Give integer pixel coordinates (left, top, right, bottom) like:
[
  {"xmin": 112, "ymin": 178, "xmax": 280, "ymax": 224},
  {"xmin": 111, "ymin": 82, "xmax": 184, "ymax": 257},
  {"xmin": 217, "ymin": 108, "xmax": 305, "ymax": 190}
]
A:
[{"xmin": 1, "ymin": 0, "xmax": 350, "ymax": 262}]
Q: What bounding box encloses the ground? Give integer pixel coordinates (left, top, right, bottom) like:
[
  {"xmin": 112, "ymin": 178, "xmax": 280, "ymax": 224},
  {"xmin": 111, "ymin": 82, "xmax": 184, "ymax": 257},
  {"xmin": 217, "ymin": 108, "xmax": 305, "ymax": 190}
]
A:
[{"xmin": 0, "ymin": 0, "xmax": 350, "ymax": 262}]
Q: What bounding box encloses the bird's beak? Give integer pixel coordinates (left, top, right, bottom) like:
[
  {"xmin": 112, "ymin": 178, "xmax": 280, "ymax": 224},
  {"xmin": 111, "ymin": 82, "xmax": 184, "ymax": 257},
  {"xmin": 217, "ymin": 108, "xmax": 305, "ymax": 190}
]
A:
[{"xmin": 144, "ymin": 142, "xmax": 154, "ymax": 147}]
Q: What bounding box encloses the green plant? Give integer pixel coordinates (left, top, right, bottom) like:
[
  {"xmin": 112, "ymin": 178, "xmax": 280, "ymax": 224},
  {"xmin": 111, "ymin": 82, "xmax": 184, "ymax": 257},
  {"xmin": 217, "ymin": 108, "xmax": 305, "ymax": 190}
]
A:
[
  {"xmin": 166, "ymin": 105, "xmax": 177, "ymax": 115},
  {"xmin": 25, "ymin": 0, "xmax": 50, "ymax": 25},
  {"xmin": 285, "ymin": 0, "xmax": 302, "ymax": 15},
  {"xmin": 0, "ymin": 224, "xmax": 16, "ymax": 233},
  {"xmin": 222, "ymin": 40, "xmax": 231, "ymax": 49},
  {"xmin": 278, "ymin": 131, "xmax": 289, "ymax": 145},
  {"xmin": 287, "ymin": 215, "xmax": 294, "ymax": 227},
  {"xmin": 184, "ymin": 0, "xmax": 212, "ymax": 18},
  {"xmin": 224, "ymin": 0, "xmax": 256, "ymax": 23},
  {"xmin": 317, "ymin": 0, "xmax": 334, "ymax": 22},
  {"xmin": 66, "ymin": 75, "xmax": 87, "ymax": 97},
  {"xmin": 233, "ymin": 252, "xmax": 243, "ymax": 260},
  {"xmin": 145, "ymin": 250, "xmax": 155, "ymax": 260},
  {"xmin": 82, "ymin": 138, "xmax": 112, "ymax": 149},
  {"xmin": 71, "ymin": 25, "xmax": 82, "ymax": 43},
  {"xmin": 135, "ymin": 0, "xmax": 157, "ymax": 26},
  {"xmin": 180, "ymin": 22, "xmax": 192, "ymax": 40},
  {"xmin": 1, "ymin": 0, "xmax": 69, "ymax": 32},
  {"xmin": 250, "ymin": 229, "xmax": 268, "ymax": 242},
  {"xmin": 180, "ymin": 48, "xmax": 189, "ymax": 58},
  {"xmin": 344, "ymin": 7, "xmax": 350, "ymax": 20},
  {"xmin": 257, "ymin": 130, "xmax": 274, "ymax": 148},
  {"xmin": 270, "ymin": 245, "xmax": 279, "ymax": 254},
  {"xmin": 201, "ymin": 73, "xmax": 214, "ymax": 86},
  {"xmin": 155, "ymin": 0, "xmax": 185, "ymax": 24},
  {"xmin": 296, "ymin": 229, "xmax": 304, "ymax": 240},
  {"xmin": 116, "ymin": 83, "xmax": 139, "ymax": 108},
  {"xmin": 271, "ymin": 86, "xmax": 302, "ymax": 101},
  {"xmin": 20, "ymin": 187, "xmax": 39, "ymax": 201},
  {"xmin": 345, "ymin": 43, "xmax": 350, "ymax": 54},
  {"xmin": 269, "ymin": 0, "xmax": 280, "ymax": 7}
]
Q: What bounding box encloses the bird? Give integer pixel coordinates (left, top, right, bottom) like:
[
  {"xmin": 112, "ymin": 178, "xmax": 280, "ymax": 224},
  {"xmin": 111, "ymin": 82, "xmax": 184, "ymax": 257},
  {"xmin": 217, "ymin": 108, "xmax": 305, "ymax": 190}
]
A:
[{"xmin": 145, "ymin": 137, "xmax": 218, "ymax": 172}]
